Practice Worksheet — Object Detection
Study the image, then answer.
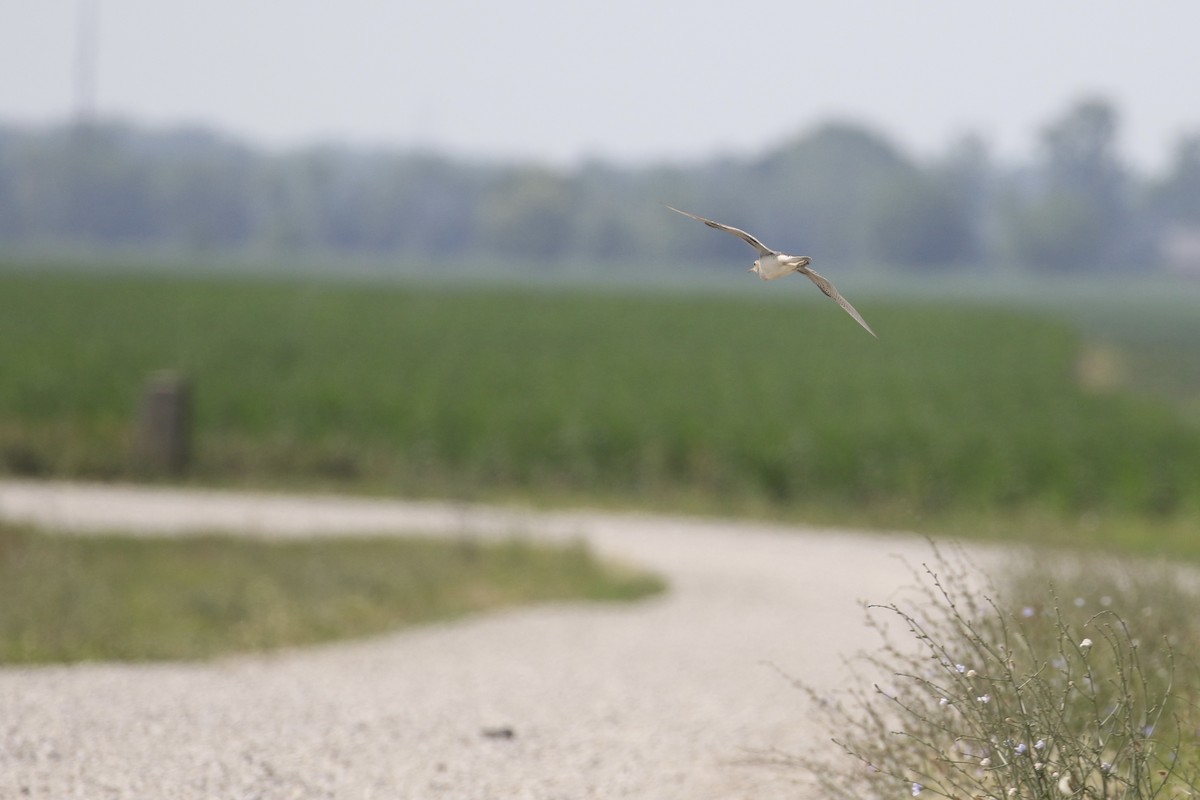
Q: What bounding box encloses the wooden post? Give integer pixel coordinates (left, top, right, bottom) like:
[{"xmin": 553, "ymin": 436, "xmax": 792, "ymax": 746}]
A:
[{"xmin": 136, "ymin": 371, "xmax": 191, "ymax": 475}]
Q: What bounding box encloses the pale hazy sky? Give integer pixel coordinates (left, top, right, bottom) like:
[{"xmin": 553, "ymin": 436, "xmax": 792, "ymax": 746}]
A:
[{"xmin": 2, "ymin": 2, "xmax": 1198, "ymax": 170}]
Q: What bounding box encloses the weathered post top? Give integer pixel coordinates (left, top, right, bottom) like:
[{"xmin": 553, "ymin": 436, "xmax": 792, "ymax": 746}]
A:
[{"xmin": 135, "ymin": 370, "xmax": 191, "ymax": 475}]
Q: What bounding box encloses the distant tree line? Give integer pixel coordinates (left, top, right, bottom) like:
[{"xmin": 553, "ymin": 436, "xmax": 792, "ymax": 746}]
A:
[{"xmin": 3, "ymin": 96, "xmax": 1200, "ymax": 273}]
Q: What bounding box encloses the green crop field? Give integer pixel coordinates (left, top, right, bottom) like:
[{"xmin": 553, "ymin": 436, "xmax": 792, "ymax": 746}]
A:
[{"xmin": 0, "ymin": 267, "xmax": 1197, "ymax": 553}]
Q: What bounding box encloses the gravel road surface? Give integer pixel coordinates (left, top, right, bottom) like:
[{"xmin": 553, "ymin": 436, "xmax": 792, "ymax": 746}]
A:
[{"xmin": 0, "ymin": 480, "xmax": 952, "ymax": 799}]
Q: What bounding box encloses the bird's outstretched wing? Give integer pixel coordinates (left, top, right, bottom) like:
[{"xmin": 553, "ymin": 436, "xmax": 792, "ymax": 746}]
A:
[
  {"xmin": 797, "ymin": 265, "xmax": 877, "ymax": 338},
  {"xmin": 665, "ymin": 205, "xmax": 773, "ymax": 257}
]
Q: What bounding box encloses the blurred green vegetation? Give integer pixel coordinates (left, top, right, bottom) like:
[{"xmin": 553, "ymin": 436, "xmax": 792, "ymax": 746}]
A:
[
  {"xmin": 0, "ymin": 523, "xmax": 663, "ymax": 663},
  {"xmin": 0, "ymin": 269, "xmax": 1197, "ymax": 554}
]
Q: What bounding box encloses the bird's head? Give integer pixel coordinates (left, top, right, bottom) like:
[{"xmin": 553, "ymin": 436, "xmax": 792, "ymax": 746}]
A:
[{"xmin": 748, "ymin": 261, "xmax": 761, "ymax": 275}]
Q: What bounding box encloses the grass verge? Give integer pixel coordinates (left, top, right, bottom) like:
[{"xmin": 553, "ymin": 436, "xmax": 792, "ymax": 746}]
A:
[{"xmin": 0, "ymin": 523, "xmax": 664, "ymax": 664}]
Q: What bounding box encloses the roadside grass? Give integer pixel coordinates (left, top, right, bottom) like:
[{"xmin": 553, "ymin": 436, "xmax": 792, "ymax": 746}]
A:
[
  {"xmin": 786, "ymin": 544, "xmax": 1200, "ymax": 799},
  {"xmin": 0, "ymin": 522, "xmax": 664, "ymax": 664}
]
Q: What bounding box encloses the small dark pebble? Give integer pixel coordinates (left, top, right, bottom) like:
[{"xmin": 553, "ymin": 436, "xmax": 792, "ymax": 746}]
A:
[{"xmin": 481, "ymin": 726, "xmax": 515, "ymax": 740}]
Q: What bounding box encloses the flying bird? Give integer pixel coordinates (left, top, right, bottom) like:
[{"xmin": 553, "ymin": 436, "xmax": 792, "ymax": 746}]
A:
[{"xmin": 666, "ymin": 205, "xmax": 876, "ymax": 337}]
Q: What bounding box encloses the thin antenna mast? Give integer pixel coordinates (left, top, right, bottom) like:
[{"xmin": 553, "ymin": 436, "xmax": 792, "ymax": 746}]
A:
[{"xmin": 74, "ymin": 0, "xmax": 99, "ymax": 124}]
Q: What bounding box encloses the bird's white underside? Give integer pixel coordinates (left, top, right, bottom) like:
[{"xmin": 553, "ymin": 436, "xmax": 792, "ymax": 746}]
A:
[{"xmin": 752, "ymin": 253, "xmax": 806, "ymax": 280}]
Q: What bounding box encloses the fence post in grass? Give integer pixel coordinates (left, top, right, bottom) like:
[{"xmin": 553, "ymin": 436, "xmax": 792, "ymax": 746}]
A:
[{"xmin": 136, "ymin": 370, "xmax": 192, "ymax": 475}]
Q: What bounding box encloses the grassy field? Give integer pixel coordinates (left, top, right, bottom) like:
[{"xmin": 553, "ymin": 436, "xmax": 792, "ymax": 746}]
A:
[
  {"xmin": 865, "ymin": 270, "xmax": 1200, "ymax": 424},
  {"xmin": 0, "ymin": 268, "xmax": 1197, "ymax": 554},
  {"xmin": 0, "ymin": 522, "xmax": 663, "ymax": 663}
]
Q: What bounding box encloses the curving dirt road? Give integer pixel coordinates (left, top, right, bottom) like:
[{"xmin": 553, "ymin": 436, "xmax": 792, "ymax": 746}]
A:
[{"xmin": 0, "ymin": 480, "xmax": 953, "ymax": 798}]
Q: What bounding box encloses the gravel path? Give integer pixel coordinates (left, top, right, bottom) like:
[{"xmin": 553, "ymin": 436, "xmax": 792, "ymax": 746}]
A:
[{"xmin": 0, "ymin": 480, "xmax": 949, "ymax": 799}]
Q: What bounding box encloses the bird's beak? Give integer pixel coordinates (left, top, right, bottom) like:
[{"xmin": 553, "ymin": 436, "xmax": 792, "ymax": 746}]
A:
[{"xmin": 747, "ymin": 266, "xmax": 756, "ymax": 273}]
